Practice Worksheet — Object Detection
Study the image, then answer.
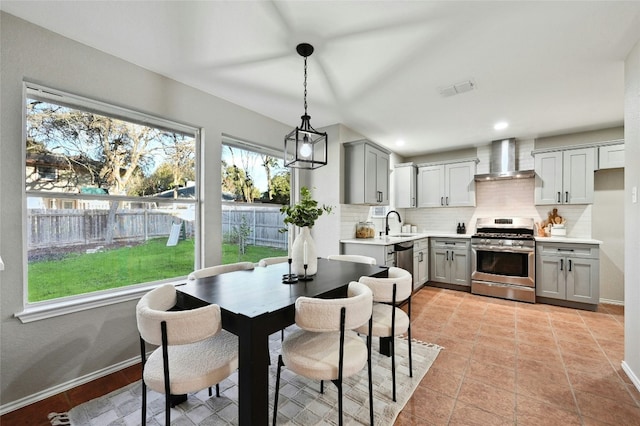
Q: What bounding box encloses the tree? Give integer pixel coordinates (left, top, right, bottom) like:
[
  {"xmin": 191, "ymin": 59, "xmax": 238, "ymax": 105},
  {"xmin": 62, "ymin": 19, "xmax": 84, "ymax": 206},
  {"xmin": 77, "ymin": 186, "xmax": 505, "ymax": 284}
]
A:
[
  {"xmin": 26, "ymin": 99, "xmax": 196, "ymax": 242},
  {"xmin": 269, "ymin": 171, "xmax": 291, "ymax": 205},
  {"xmin": 261, "ymin": 155, "xmax": 279, "ymax": 200}
]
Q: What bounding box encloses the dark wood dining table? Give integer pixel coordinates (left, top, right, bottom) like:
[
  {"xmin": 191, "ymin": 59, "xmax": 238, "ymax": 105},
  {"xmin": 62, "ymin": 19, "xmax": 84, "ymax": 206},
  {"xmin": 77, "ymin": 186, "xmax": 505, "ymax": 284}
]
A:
[{"xmin": 175, "ymin": 258, "xmax": 387, "ymax": 426}]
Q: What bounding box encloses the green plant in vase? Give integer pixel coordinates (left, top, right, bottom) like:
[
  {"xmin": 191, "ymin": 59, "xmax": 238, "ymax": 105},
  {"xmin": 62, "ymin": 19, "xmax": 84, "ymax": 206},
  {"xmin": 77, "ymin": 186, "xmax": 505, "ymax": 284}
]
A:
[{"xmin": 280, "ymin": 187, "xmax": 333, "ymax": 276}]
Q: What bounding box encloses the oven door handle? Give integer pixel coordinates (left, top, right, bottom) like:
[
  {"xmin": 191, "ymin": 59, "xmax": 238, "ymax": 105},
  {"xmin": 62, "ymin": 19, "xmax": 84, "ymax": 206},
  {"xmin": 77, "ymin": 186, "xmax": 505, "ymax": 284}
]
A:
[{"xmin": 472, "ymin": 245, "xmax": 534, "ymax": 254}]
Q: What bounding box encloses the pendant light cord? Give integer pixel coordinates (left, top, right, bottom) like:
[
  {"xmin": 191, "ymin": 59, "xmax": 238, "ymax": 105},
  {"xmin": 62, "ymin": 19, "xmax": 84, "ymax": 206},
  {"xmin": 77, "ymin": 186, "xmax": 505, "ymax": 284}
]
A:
[{"xmin": 303, "ymin": 56, "xmax": 308, "ymax": 116}]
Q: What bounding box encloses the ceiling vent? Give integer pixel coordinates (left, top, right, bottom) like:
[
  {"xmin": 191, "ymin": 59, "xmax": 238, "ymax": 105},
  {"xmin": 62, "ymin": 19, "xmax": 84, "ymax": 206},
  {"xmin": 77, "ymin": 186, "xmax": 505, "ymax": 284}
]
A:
[{"xmin": 438, "ymin": 80, "xmax": 476, "ymax": 97}]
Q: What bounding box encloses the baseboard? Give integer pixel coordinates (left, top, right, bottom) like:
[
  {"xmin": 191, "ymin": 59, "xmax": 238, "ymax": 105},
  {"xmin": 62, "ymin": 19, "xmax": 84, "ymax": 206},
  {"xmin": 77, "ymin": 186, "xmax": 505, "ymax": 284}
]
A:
[
  {"xmin": 0, "ymin": 356, "xmax": 140, "ymax": 416},
  {"xmin": 599, "ymin": 298, "xmax": 624, "ymax": 306},
  {"xmin": 622, "ymin": 361, "xmax": 640, "ymax": 393}
]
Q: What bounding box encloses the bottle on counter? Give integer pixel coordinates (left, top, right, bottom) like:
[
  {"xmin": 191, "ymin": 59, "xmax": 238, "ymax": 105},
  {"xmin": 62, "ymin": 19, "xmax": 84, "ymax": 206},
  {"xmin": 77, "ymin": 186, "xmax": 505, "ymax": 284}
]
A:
[
  {"xmin": 461, "ymin": 223, "xmax": 466, "ymax": 234},
  {"xmin": 457, "ymin": 223, "xmax": 462, "ymax": 234}
]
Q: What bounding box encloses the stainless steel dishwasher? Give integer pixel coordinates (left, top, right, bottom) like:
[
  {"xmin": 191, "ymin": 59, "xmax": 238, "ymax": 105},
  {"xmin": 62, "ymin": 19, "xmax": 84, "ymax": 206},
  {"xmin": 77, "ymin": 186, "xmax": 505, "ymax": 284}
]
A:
[{"xmin": 394, "ymin": 241, "xmax": 414, "ymax": 277}]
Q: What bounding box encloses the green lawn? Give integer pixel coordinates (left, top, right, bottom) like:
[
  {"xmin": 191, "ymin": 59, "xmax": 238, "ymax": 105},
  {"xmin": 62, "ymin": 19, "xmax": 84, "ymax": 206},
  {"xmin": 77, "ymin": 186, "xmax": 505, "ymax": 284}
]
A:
[{"xmin": 28, "ymin": 238, "xmax": 287, "ymax": 302}]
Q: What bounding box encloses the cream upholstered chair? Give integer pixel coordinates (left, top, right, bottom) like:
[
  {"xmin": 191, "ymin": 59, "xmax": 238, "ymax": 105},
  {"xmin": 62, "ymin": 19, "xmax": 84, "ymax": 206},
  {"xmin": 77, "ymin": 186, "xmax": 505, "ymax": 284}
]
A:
[
  {"xmin": 273, "ymin": 281, "xmax": 374, "ymax": 426},
  {"xmin": 187, "ymin": 261, "xmax": 254, "ymax": 280},
  {"xmin": 136, "ymin": 284, "xmax": 239, "ymax": 425},
  {"xmin": 327, "ymin": 254, "xmax": 377, "ymax": 265},
  {"xmin": 355, "ymin": 267, "xmax": 412, "ymax": 402},
  {"xmin": 258, "ymin": 256, "xmax": 288, "ymax": 267}
]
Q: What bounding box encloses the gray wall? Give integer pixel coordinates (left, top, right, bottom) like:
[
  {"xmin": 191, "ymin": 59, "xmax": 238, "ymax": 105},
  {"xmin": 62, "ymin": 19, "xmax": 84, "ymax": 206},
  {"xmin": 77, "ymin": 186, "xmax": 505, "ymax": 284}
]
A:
[
  {"xmin": 0, "ymin": 12, "xmax": 290, "ymax": 408},
  {"xmin": 624, "ymin": 36, "xmax": 640, "ymax": 389}
]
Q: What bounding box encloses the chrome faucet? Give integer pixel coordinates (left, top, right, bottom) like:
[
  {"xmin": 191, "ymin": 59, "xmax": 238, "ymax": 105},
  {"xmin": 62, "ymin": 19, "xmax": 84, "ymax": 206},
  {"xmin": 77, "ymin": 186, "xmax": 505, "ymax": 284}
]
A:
[{"xmin": 385, "ymin": 210, "xmax": 402, "ymax": 236}]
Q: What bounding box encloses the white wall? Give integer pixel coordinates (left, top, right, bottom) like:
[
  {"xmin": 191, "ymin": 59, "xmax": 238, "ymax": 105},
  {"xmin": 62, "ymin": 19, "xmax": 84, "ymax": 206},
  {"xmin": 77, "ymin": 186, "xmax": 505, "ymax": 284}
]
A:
[
  {"xmin": 623, "ymin": 36, "xmax": 640, "ymax": 391},
  {"xmin": 0, "ymin": 12, "xmax": 291, "ymax": 410}
]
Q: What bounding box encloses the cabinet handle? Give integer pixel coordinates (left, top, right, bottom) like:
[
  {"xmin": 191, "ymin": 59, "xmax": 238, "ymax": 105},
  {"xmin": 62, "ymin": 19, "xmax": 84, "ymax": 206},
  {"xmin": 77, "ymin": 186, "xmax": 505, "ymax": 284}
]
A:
[
  {"xmin": 557, "ymin": 248, "xmax": 574, "ymax": 252},
  {"xmin": 419, "ymin": 252, "xmax": 423, "ymax": 262},
  {"xmin": 440, "ymin": 196, "xmax": 444, "ymax": 206},
  {"xmin": 557, "ymin": 192, "xmax": 561, "ymax": 203},
  {"xmin": 560, "ymin": 259, "xmax": 564, "ymax": 271},
  {"xmin": 565, "ymin": 191, "xmax": 569, "ymax": 203},
  {"xmin": 568, "ymin": 259, "xmax": 572, "ymax": 272},
  {"xmin": 446, "ymin": 250, "xmax": 449, "ymax": 261},
  {"xmin": 412, "ymin": 197, "xmax": 415, "ymax": 207},
  {"xmin": 446, "ymin": 196, "xmax": 449, "ymax": 205}
]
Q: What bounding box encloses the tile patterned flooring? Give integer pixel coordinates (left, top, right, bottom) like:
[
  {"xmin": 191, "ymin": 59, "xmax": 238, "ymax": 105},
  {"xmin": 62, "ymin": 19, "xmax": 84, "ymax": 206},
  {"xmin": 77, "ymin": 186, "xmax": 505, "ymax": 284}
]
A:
[{"xmin": 2, "ymin": 286, "xmax": 640, "ymax": 425}]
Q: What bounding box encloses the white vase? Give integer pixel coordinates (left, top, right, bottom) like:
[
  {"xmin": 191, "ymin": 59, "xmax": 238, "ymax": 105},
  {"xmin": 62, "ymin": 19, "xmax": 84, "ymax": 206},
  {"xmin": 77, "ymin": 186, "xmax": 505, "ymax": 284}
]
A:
[{"xmin": 291, "ymin": 226, "xmax": 317, "ymax": 276}]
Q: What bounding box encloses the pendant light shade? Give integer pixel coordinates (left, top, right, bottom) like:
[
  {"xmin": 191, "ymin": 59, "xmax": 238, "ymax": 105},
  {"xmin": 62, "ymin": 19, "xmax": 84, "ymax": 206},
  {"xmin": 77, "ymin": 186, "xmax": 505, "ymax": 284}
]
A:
[{"xmin": 284, "ymin": 43, "xmax": 328, "ymax": 170}]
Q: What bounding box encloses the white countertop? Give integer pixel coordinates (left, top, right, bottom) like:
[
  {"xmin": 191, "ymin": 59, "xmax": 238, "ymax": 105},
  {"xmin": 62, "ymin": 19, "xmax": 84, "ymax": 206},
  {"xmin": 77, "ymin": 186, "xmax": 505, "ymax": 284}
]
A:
[
  {"xmin": 535, "ymin": 236, "xmax": 602, "ymax": 245},
  {"xmin": 340, "ymin": 232, "xmax": 471, "ymax": 246},
  {"xmin": 340, "ymin": 233, "xmax": 601, "ymax": 246}
]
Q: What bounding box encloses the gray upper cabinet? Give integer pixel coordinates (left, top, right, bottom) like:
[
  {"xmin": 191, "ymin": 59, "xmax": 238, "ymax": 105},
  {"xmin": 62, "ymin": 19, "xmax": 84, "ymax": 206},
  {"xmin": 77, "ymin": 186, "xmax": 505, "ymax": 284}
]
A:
[
  {"xmin": 417, "ymin": 160, "xmax": 476, "ymax": 208},
  {"xmin": 534, "ymin": 147, "xmax": 595, "ymax": 205},
  {"xmin": 344, "ymin": 140, "xmax": 390, "ymax": 205},
  {"xmin": 598, "ymin": 142, "xmax": 624, "ymax": 169},
  {"xmin": 394, "ymin": 163, "xmax": 417, "ymax": 208}
]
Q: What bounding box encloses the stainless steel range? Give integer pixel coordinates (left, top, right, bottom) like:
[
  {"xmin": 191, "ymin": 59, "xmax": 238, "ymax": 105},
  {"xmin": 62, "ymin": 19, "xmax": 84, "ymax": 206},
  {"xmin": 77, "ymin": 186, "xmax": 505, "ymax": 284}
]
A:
[{"xmin": 471, "ymin": 217, "xmax": 536, "ymax": 303}]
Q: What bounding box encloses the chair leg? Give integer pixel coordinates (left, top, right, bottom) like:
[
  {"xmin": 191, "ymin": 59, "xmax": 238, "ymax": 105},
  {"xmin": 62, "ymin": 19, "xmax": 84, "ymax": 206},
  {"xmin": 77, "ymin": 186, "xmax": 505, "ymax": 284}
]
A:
[
  {"xmin": 336, "ymin": 380, "xmax": 343, "ymax": 426},
  {"xmin": 209, "ymin": 386, "xmax": 212, "ymax": 397},
  {"xmin": 141, "ymin": 381, "xmax": 147, "ymax": 426},
  {"xmin": 273, "ymin": 355, "xmax": 284, "ymax": 426},
  {"xmin": 367, "ymin": 333, "xmax": 374, "ymax": 425},
  {"xmin": 165, "ymin": 393, "xmax": 171, "ymax": 426},
  {"xmin": 320, "ymin": 380, "xmax": 324, "ymax": 394},
  {"xmin": 408, "ymin": 324, "xmax": 413, "ymax": 378},
  {"xmin": 391, "ymin": 335, "xmax": 397, "ymax": 402}
]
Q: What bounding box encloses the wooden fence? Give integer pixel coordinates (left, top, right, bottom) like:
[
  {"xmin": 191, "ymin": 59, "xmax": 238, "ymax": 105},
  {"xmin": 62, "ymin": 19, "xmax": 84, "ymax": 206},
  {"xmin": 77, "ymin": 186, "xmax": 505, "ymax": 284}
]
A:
[{"xmin": 27, "ymin": 204, "xmax": 286, "ymax": 250}]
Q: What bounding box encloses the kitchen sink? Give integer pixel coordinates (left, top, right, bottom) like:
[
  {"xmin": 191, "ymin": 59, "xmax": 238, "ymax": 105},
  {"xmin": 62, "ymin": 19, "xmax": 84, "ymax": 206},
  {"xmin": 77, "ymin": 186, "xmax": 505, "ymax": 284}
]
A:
[{"xmin": 389, "ymin": 233, "xmax": 419, "ymax": 237}]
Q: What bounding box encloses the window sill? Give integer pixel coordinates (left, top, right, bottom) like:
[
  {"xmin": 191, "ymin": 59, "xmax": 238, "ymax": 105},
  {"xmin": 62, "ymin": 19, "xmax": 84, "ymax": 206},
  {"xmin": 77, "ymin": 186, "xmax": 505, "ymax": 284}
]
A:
[{"xmin": 15, "ymin": 280, "xmax": 186, "ymax": 323}]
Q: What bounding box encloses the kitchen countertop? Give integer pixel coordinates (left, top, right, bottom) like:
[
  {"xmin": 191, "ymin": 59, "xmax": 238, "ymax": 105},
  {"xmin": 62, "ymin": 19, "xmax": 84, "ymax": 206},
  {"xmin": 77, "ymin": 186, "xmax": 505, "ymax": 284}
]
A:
[
  {"xmin": 535, "ymin": 236, "xmax": 602, "ymax": 245},
  {"xmin": 341, "ymin": 233, "xmax": 601, "ymax": 245},
  {"xmin": 340, "ymin": 232, "xmax": 471, "ymax": 246}
]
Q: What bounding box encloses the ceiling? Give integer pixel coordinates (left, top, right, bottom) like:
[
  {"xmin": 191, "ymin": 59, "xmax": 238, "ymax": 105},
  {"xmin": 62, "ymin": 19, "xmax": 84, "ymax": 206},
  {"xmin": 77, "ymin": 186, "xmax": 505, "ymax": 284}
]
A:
[{"xmin": 3, "ymin": 1, "xmax": 640, "ymax": 157}]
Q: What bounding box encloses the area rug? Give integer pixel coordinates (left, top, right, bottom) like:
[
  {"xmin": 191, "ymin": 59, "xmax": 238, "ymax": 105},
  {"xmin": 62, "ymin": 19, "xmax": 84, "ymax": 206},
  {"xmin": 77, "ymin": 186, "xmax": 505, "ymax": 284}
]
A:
[{"xmin": 54, "ymin": 331, "xmax": 441, "ymax": 425}]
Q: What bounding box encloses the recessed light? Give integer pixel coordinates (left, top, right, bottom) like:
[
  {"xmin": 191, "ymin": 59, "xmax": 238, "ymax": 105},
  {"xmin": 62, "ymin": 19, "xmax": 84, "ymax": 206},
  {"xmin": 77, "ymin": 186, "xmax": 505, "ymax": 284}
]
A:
[
  {"xmin": 395, "ymin": 139, "xmax": 406, "ymax": 147},
  {"xmin": 494, "ymin": 121, "xmax": 509, "ymax": 130}
]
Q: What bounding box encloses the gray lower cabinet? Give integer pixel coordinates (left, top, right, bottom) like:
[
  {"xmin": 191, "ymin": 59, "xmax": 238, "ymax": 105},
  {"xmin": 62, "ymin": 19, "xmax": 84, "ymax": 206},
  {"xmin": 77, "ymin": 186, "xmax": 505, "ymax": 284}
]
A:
[
  {"xmin": 412, "ymin": 238, "xmax": 428, "ymax": 290},
  {"xmin": 536, "ymin": 242, "xmax": 599, "ymax": 304},
  {"xmin": 430, "ymin": 238, "xmax": 470, "ymax": 286},
  {"xmin": 341, "ymin": 242, "xmax": 395, "ymax": 267}
]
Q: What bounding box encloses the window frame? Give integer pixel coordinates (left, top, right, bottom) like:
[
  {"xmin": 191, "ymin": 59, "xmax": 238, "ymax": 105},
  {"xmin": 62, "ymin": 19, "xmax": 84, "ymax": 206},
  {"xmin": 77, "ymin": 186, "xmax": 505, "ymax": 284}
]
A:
[{"xmin": 16, "ymin": 82, "xmax": 202, "ymax": 323}]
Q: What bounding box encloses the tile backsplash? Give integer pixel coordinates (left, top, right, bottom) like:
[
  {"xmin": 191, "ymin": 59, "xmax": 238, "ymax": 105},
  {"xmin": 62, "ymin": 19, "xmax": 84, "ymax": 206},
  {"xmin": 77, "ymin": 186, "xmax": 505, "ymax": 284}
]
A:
[
  {"xmin": 402, "ymin": 178, "xmax": 591, "ymax": 237},
  {"xmin": 340, "ymin": 177, "xmax": 592, "ymax": 240}
]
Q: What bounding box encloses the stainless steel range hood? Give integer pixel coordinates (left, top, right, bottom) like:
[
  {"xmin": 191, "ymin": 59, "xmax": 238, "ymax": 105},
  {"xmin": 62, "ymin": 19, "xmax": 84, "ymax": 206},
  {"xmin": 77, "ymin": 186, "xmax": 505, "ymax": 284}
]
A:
[{"xmin": 474, "ymin": 138, "xmax": 535, "ymax": 181}]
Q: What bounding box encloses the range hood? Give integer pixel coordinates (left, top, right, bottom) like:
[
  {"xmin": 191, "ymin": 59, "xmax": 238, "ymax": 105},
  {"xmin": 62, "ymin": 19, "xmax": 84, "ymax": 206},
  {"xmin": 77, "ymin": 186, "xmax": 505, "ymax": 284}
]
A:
[{"xmin": 474, "ymin": 138, "xmax": 535, "ymax": 181}]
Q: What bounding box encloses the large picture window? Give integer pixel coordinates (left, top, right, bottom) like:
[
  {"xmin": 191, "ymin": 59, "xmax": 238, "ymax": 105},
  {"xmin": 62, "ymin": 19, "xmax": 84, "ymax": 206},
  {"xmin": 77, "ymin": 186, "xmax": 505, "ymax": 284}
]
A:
[
  {"xmin": 24, "ymin": 84, "xmax": 199, "ymax": 304},
  {"xmin": 221, "ymin": 139, "xmax": 290, "ymax": 264}
]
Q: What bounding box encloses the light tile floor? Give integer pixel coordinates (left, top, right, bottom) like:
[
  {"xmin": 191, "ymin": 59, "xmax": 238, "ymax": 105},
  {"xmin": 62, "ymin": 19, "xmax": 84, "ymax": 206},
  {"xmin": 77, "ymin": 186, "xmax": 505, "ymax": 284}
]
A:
[
  {"xmin": 2, "ymin": 286, "xmax": 639, "ymax": 425},
  {"xmin": 397, "ymin": 286, "xmax": 640, "ymax": 425}
]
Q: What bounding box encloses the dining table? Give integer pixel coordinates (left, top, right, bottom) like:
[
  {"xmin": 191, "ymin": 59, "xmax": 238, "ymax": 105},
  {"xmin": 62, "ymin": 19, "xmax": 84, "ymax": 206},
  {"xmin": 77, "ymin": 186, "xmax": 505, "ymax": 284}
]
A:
[{"xmin": 175, "ymin": 257, "xmax": 388, "ymax": 426}]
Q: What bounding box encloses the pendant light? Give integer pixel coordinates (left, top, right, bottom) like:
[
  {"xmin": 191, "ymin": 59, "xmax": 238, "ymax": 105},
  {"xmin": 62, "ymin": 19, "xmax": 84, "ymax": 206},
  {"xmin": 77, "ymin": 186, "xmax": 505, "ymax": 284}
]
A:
[{"xmin": 284, "ymin": 43, "xmax": 328, "ymax": 169}]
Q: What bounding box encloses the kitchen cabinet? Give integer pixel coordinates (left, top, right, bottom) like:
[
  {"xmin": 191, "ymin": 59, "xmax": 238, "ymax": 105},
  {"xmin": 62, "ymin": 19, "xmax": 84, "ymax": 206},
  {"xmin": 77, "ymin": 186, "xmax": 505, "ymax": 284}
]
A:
[
  {"xmin": 534, "ymin": 147, "xmax": 595, "ymax": 205},
  {"xmin": 412, "ymin": 238, "xmax": 428, "ymax": 290},
  {"xmin": 598, "ymin": 143, "xmax": 624, "ymax": 169},
  {"xmin": 344, "ymin": 140, "xmax": 390, "ymax": 205},
  {"xmin": 430, "ymin": 238, "xmax": 470, "ymax": 286},
  {"xmin": 394, "ymin": 163, "xmax": 417, "ymax": 208},
  {"xmin": 536, "ymin": 242, "xmax": 599, "ymax": 305},
  {"xmin": 417, "ymin": 160, "xmax": 476, "ymax": 208},
  {"xmin": 341, "ymin": 242, "xmax": 395, "ymax": 267}
]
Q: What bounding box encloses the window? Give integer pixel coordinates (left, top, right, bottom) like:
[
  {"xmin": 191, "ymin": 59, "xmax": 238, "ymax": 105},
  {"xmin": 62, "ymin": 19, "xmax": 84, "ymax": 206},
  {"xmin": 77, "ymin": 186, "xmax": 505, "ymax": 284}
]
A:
[
  {"xmin": 221, "ymin": 138, "xmax": 290, "ymax": 264},
  {"xmin": 24, "ymin": 83, "xmax": 199, "ymax": 306}
]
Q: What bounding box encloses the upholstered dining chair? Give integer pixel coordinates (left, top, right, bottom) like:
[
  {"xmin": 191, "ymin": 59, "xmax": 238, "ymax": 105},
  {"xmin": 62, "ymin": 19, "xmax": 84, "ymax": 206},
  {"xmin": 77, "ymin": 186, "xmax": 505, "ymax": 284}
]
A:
[
  {"xmin": 187, "ymin": 261, "xmax": 255, "ymax": 280},
  {"xmin": 355, "ymin": 266, "xmax": 413, "ymax": 402},
  {"xmin": 273, "ymin": 281, "xmax": 374, "ymax": 426},
  {"xmin": 136, "ymin": 284, "xmax": 239, "ymax": 425},
  {"xmin": 258, "ymin": 256, "xmax": 288, "ymax": 267},
  {"xmin": 327, "ymin": 254, "xmax": 377, "ymax": 265}
]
